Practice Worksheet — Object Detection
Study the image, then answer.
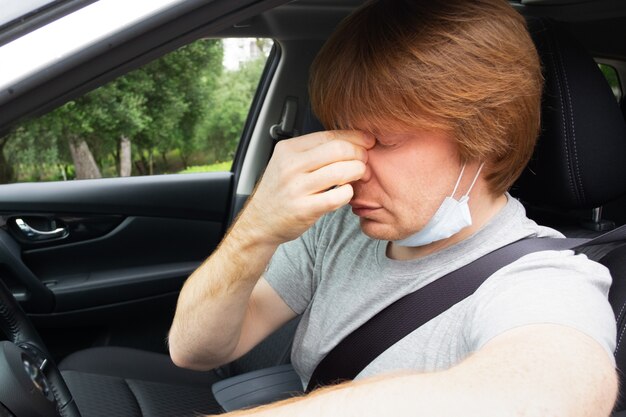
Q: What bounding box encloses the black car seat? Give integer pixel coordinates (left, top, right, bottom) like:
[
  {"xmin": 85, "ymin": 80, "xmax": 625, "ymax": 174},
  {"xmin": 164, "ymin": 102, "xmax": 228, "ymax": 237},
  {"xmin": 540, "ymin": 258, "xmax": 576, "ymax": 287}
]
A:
[
  {"xmin": 57, "ymin": 17, "xmax": 626, "ymax": 417},
  {"xmin": 603, "ymin": 247, "xmax": 626, "ymax": 416},
  {"xmin": 514, "ymin": 18, "xmax": 626, "ymax": 228},
  {"xmin": 515, "ymin": 18, "xmax": 626, "ymax": 415},
  {"xmin": 58, "ymin": 319, "xmax": 298, "ymax": 416}
]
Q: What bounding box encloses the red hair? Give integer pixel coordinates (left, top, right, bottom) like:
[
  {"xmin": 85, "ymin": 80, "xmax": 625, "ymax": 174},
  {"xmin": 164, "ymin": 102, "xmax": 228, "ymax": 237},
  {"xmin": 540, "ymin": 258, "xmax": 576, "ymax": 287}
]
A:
[{"xmin": 309, "ymin": 0, "xmax": 543, "ymax": 194}]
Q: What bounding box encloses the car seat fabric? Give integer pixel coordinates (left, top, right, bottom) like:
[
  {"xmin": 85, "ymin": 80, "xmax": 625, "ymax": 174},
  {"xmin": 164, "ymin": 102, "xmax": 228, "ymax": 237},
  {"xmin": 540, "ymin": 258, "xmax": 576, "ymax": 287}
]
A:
[
  {"xmin": 511, "ymin": 19, "xmax": 626, "ymax": 415},
  {"xmin": 59, "ymin": 347, "xmax": 223, "ymax": 416},
  {"xmin": 61, "ymin": 370, "xmax": 221, "ymax": 417},
  {"xmin": 58, "ymin": 320, "xmax": 299, "ymax": 416},
  {"xmin": 602, "ymin": 245, "xmax": 626, "ymax": 412},
  {"xmin": 59, "ymin": 347, "xmax": 221, "ymax": 386},
  {"xmin": 514, "ymin": 18, "xmax": 626, "ymax": 210}
]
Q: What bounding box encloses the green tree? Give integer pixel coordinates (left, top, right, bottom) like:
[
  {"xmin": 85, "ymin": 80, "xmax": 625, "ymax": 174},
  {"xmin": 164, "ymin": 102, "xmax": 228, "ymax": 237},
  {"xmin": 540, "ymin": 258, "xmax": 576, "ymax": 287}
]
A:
[
  {"xmin": 0, "ymin": 136, "xmax": 14, "ymax": 183},
  {"xmin": 4, "ymin": 109, "xmax": 68, "ymax": 182},
  {"xmin": 87, "ymin": 69, "xmax": 154, "ymax": 176},
  {"xmin": 133, "ymin": 39, "xmax": 223, "ymax": 174},
  {"xmin": 203, "ymin": 55, "xmax": 267, "ymax": 163},
  {"xmin": 1, "ymin": 39, "xmax": 223, "ymax": 182}
]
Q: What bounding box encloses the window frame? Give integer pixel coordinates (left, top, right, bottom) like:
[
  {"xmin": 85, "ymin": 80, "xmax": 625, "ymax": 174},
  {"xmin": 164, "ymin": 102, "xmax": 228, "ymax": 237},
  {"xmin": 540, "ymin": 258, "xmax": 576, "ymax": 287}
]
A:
[
  {"xmin": 0, "ymin": 0, "xmax": 97, "ymax": 48},
  {"xmin": 0, "ymin": 0, "xmax": 196, "ymax": 96},
  {"xmin": 596, "ymin": 58, "xmax": 624, "ymax": 103}
]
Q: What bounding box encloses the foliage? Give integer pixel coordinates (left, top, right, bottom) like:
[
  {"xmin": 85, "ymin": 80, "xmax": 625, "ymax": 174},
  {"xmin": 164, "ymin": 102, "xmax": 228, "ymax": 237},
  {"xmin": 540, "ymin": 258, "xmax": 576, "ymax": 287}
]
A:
[
  {"xmin": 598, "ymin": 64, "xmax": 622, "ymax": 101},
  {"xmin": 203, "ymin": 56, "xmax": 267, "ymax": 162},
  {"xmin": 178, "ymin": 161, "xmax": 233, "ymax": 173},
  {"xmin": 1, "ymin": 38, "xmax": 270, "ymax": 183}
]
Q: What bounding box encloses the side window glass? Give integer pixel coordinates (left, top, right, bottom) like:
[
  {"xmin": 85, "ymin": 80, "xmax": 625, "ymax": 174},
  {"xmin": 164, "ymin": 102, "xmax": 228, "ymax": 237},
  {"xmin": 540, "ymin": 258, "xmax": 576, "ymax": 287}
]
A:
[
  {"xmin": 598, "ymin": 63, "xmax": 622, "ymax": 103},
  {"xmin": 0, "ymin": 38, "xmax": 273, "ymax": 183}
]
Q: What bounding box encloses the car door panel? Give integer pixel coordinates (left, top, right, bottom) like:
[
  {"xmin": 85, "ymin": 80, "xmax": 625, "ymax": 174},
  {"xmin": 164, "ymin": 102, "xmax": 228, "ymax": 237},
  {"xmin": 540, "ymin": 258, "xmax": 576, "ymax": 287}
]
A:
[
  {"xmin": 22, "ymin": 216, "xmax": 216, "ymax": 312},
  {"xmin": 0, "ymin": 172, "xmax": 231, "ymax": 219},
  {"xmin": 0, "ymin": 171, "xmax": 232, "ymax": 352}
]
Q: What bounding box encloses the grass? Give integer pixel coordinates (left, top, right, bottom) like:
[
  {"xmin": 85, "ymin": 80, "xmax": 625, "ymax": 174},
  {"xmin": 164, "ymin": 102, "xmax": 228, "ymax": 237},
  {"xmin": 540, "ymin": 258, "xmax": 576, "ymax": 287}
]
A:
[
  {"xmin": 10, "ymin": 159, "xmax": 233, "ymax": 183},
  {"xmin": 178, "ymin": 160, "xmax": 232, "ymax": 173}
]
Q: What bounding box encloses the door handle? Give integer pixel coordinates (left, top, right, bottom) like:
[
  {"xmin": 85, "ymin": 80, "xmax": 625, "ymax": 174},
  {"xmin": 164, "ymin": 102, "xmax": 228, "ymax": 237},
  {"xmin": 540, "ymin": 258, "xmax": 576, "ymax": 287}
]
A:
[{"xmin": 14, "ymin": 218, "xmax": 68, "ymax": 241}]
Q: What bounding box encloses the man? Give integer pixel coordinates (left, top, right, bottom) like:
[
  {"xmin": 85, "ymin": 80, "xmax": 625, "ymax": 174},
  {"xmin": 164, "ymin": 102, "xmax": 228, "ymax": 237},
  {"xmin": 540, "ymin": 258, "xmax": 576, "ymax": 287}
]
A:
[{"xmin": 168, "ymin": 0, "xmax": 618, "ymax": 415}]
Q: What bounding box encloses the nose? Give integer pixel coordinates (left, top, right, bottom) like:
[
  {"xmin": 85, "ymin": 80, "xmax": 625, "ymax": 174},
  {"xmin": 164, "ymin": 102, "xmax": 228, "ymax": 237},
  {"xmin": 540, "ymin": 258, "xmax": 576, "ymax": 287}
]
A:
[{"xmin": 359, "ymin": 160, "xmax": 372, "ymax": 183}]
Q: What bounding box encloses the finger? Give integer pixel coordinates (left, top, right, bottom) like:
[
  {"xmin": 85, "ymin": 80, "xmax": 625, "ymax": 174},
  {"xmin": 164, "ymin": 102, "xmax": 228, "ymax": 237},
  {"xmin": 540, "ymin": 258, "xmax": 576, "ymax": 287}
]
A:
[
  {"xmin": 307, "ymin": 184, "xmax": 354, "ymax": 216},
  {"xmin": 300, "ymin": 139, "xmax": 369, "ymax": 173},
  {"xmin": 284, "ymin": 130, "xmax": 375, "ymax": 152},
  {"xmin": 301, "ymin": 160, "xmax": 367, "ymax": 194}
]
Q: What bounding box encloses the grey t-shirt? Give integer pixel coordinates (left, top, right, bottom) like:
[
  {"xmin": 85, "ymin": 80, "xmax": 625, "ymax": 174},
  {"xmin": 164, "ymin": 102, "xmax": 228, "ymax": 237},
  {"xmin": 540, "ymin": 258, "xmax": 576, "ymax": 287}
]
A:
[{"xmin": 264, "ymin": 195, "xmax": 616, "ymax": 387}]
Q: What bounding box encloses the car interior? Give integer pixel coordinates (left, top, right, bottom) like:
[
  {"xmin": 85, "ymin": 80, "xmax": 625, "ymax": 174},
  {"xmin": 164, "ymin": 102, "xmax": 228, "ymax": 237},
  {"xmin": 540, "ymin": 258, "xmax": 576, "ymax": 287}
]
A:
[{"xmin": 1, "ymin": 0, "xmax": 626, "ymax": 416}]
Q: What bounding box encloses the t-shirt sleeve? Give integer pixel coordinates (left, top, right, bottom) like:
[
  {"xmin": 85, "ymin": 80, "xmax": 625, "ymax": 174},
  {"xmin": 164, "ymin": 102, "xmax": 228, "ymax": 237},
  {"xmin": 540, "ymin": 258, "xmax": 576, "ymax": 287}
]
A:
[
  {"xmin": 263, "ymin": 215, "xmax": 328, "ymax": 315},
  {"xmin": 465, "ymin": 250, "xmax": 616, "ymax": 362}
]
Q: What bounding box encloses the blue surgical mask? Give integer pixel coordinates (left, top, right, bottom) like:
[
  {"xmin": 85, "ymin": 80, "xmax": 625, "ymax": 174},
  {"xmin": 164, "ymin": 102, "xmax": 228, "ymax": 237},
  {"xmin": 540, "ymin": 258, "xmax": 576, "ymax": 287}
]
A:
[{"xmin": 394, "ymin": 163, "xmax": 484, "ymax": 247}]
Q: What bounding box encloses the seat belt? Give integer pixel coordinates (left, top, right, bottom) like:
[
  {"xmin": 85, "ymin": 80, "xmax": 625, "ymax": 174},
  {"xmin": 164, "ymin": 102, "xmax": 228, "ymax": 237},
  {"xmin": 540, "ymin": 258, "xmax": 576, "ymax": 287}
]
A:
[{"xmin": 306, "ymin": 225, "xmax": 626, "ymax": 392}]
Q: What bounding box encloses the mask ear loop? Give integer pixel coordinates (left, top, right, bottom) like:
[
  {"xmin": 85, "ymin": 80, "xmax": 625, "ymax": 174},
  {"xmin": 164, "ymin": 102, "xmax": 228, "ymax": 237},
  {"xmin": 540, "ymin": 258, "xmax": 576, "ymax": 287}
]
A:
[
  {"xmin": 463, "ymin": 162, "xmax": 485, "ymax": 197},
  {"xmin": 450, "ymin": 163, "xmax": 467, "ymax": 198}
]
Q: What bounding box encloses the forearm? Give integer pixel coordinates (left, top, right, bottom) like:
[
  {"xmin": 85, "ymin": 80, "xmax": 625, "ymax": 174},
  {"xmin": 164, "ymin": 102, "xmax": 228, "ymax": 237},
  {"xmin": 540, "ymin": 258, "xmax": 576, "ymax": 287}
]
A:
[
  {"xmin": 169, "ymin": 213, "xmax": 278, "ymax": 370},
  {"xmin": 220, "ymin": 371, "xmax": 452, "ymax": 417},
  {"xmin": 219, "ymin": 325, "xmax": 617, "ymax": 417},
  {"xmin": 170, "ymin": 130, "xmax": 373, "ymax": 370},
  {"xmin": 223, "ymin": 365, "xmax": 610, "ymax": 417}
]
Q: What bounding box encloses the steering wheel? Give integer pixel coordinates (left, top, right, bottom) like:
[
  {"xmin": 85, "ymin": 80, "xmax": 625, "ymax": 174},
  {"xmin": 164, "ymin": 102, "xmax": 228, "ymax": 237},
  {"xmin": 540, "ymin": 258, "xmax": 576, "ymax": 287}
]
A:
[{"xmin": 0, "ymin": 279, "xmax": 81, "ymax": 417}]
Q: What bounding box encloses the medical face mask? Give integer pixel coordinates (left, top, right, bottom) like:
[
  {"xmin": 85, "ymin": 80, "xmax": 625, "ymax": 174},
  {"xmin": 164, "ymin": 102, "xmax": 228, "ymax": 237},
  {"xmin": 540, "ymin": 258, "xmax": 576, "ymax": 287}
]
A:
[{"xmin": 394, "ymin": 163, "xmax": 484, "ymax": 247}]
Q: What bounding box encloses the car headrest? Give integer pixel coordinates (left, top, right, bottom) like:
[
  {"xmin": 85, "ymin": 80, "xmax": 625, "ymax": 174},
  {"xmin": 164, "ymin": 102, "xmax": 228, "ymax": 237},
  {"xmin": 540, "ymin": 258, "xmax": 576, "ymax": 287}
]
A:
[
  {"xmin": 302, "ymin": 104, "xmax": 324, "ymax": 135},
  {"xmin": 513, "ymin": 18, "xmax": 626, "ymax": 210}
]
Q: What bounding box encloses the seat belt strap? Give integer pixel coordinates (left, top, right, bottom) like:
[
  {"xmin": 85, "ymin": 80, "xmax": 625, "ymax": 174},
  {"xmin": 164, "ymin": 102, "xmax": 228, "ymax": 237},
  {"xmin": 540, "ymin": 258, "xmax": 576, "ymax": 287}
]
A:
[{"xmin": 306, "ymin": 224, "xmax": 626, "ymax": 392}]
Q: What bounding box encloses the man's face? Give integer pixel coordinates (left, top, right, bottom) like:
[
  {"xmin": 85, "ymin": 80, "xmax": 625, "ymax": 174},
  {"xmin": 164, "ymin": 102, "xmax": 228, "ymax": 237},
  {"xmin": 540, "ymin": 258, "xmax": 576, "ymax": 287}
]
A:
[{"xmin": 349, "ymin": 128, "xmax": 465, "ymax": 241}]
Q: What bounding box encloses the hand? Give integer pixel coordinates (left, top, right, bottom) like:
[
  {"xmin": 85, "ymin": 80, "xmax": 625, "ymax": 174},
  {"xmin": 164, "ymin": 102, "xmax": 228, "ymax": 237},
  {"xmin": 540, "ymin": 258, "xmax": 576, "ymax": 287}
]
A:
[{"xmin": 240, "ymin": 130, "xmax": 374, "ymax": 245}]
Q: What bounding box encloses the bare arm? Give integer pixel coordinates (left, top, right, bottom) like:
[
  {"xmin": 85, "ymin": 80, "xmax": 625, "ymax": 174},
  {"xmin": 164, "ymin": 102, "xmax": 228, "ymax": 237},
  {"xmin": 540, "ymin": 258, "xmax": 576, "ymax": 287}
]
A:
[
  {"xmin": 168, "ymin": 130, "xmax": 375, "ymax": 370},
  {"xmin": 167, "ymin": 223, "xmax": 294, "ymax": 370},
  {"xmin": 218, "ymin": 324, "xmax": 617, "ymax": 417}
]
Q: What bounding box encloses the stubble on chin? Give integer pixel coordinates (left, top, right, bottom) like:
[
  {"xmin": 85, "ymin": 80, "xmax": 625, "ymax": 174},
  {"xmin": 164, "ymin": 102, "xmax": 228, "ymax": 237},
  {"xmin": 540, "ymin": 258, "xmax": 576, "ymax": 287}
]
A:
[{"xmin": 358, "ymin": 217, "xmax": 407, "ymax": 241}]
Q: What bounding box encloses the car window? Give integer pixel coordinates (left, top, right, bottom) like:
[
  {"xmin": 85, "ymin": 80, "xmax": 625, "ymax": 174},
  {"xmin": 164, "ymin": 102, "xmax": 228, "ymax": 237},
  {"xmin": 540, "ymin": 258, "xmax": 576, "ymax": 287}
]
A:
[
  {"xmin": 598, "ymin": 63, "xmax": 622, "ymax": 102},
  {"xmin": 0, "ymin": 37, "xmax": 273, "ymax": 183}
]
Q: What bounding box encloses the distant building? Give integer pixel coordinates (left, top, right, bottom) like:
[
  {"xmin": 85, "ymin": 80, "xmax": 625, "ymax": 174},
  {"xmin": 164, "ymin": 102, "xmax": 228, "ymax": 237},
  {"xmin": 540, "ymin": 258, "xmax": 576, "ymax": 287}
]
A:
[{"xmin": 222, "ymin": 38, "xmax": 272, "ymax": 70}]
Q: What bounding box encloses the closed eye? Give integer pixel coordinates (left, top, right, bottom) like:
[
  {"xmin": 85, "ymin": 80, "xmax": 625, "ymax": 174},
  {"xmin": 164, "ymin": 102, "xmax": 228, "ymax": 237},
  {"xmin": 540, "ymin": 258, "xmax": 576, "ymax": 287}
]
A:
[{"xmin": 375, "ymin": 137, "xmax": 395, "ymax": 149}]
